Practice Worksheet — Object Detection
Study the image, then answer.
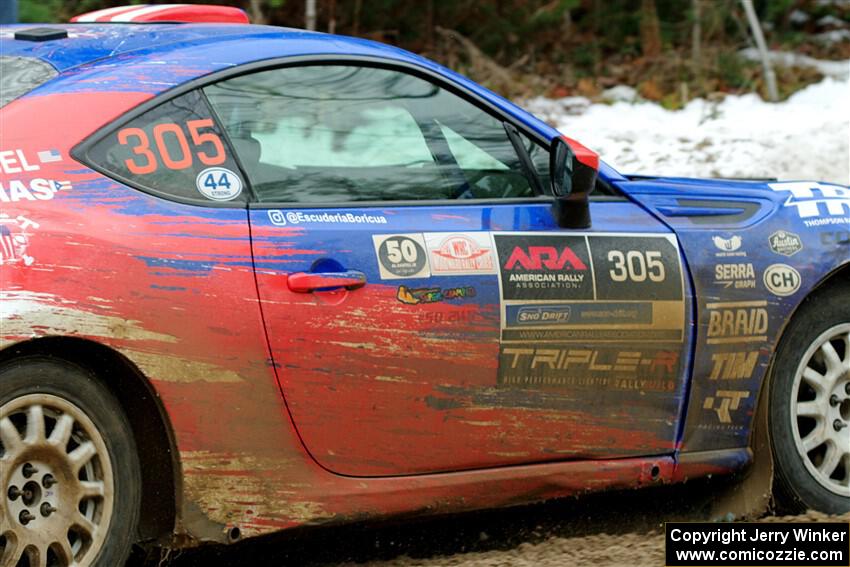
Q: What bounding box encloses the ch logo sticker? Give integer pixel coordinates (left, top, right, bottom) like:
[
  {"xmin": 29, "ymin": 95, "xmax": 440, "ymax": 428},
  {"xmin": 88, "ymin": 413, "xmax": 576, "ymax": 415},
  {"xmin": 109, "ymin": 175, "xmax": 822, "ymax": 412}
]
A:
[{"xmin": 703, "ymin": 390, "xmax": 749, "ymax": 423}]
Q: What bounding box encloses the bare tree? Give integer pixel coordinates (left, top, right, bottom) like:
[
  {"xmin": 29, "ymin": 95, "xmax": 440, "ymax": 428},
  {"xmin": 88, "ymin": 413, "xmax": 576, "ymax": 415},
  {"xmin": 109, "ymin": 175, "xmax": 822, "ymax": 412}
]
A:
[
  {"xmin": 306, "ymin": 0, "xmax": 316, "ymax": 31},
  {"xmin": 248, "ymin": 0, "xmax": 266, "ymax": 25},
  {"xmin": 741, "ymin": 0, "xmax": 779, "ymax": 101},
  {"xmin": 640, "ymin": 0, "xmax": 663, "ymax": 58},
  {"xmin": 691, "ymin": 0, "xmax": 702, "ymax": 77}
]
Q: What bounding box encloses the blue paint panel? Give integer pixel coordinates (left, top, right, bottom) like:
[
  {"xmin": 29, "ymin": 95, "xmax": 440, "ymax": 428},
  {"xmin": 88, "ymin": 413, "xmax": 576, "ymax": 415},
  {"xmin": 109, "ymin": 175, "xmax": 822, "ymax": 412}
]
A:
[{"xmin": 614, "ymin": 177, "xmax": 850, "ymax": 453}]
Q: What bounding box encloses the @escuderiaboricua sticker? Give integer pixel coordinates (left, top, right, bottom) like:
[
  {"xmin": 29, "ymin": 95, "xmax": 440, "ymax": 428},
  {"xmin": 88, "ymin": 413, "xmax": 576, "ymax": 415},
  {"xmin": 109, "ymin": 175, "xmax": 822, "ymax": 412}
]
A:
[{"xmin": 196, "ymin": 167, "xmax": 243, "ymax": 201}]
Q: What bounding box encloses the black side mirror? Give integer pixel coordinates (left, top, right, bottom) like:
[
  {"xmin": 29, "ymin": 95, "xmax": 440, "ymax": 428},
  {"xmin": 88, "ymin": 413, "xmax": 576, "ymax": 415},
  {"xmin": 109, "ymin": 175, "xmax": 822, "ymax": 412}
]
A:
[{"xmin": 550, "ymin": 137, "xmax": 596, "ymax": 229}]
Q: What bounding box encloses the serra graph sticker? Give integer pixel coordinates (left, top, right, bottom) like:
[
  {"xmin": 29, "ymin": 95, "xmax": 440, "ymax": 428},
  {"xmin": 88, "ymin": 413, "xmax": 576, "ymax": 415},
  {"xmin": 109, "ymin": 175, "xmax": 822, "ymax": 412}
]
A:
[{"xmin": 196, "ymin": 167, "xmax": 243, "ymax": 201}]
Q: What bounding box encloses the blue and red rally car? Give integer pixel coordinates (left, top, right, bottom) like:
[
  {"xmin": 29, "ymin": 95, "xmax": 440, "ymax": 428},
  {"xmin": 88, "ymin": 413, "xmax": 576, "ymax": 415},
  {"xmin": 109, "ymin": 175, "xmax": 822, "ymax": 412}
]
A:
[{"xmin": 1, "ymin": 4, "xmax": 848, "ymax": 566}]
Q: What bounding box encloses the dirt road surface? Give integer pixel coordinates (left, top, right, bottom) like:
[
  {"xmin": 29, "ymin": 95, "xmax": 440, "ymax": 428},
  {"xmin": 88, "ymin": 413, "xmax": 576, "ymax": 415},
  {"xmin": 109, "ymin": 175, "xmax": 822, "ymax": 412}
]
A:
[{"xmin": 158, "ymin": 477, "xmax": 849, "ymax": 567}]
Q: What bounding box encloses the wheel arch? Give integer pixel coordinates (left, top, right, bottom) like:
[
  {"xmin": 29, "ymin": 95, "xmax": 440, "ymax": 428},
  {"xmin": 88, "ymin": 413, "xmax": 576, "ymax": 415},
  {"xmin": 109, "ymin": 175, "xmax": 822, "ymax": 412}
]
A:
[
  {"xmin": 752, "ymin": 260, "xmax": 850, "ymax": 501},
  {"xmin": 0, "ymin": 336, "xmax": 181, "ymax": 545}
]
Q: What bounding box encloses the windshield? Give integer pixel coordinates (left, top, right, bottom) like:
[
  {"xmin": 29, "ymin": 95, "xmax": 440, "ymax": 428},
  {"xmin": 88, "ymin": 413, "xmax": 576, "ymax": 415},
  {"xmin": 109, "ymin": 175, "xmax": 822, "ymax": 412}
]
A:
[{"xmin": 0, "ymin": 56, "xmax": 57, "ymax": 108}]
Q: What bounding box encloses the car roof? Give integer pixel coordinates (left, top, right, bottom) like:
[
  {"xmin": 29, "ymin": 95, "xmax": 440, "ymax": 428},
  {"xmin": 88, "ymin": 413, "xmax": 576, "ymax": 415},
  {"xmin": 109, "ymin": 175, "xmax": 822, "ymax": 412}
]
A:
[
  {"xmin": 0, "ymin": 23, "xmax": 410, "ymax": 72},
  {"xmin": 1, "ymin": 23, "xmax": 623, "ymax": 180}
]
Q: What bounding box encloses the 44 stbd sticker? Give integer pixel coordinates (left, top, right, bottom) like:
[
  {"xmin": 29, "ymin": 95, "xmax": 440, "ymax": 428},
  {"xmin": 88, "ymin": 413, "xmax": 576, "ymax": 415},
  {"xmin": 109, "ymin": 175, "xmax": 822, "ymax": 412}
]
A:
[
  {"xmin": 196, "ymin": 167, "xmax": 242, "ymax": 201},
  {"xmin": 373, "ymin": 234, "xmax": 430, "ymax": 280}
]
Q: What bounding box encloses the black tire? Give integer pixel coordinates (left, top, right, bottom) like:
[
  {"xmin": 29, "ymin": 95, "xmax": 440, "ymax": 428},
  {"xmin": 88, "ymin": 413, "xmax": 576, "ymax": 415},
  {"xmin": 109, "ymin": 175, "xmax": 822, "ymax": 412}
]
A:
[
  {"xmin": 0, "ymin": 357, "xmax": 141, "ymax": 566},
  {"xmin": 768, "ymin": 289, "xmax": 850, "ymax": 514}
]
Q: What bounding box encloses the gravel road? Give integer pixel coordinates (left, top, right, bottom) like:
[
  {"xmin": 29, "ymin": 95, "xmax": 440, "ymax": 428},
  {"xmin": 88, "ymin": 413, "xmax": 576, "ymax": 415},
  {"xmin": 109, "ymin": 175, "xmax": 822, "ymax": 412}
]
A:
[{"xmin": 161, "ymin": 478, "xmax": 850, "ymax": 567}]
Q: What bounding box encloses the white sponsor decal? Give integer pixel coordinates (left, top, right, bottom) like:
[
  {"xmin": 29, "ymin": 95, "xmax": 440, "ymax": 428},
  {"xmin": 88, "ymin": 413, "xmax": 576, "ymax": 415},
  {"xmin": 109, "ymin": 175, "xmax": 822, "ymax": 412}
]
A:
[
  {"xmin": 372, "ymin": 234, "xmax": 431, "ymax": 280},
  {"xmin": 768, "ymin": 230, "xmax": 802, "ymax": 256},
  {"xmin": 713, "ymin": 263, "xmax": 756, "ymax": 289},
  {"xmin": 0, "ymin": 150, "xmax": 40, "ymax": 174},
  {"xmin": 712, "ymin": 235, "xmax": 746, "ymax": 257},
  {"xmin": 0, "ymin": 213, "xmax": 39, "ymax": 266},
  {"xmin": 763, "ymin": 264, "xmax": 801, "ymax": 297},
  {"xmin": 769, "ymin": 182, "xmax": 850, "ymax": 226},
  {"xmin": 424, "ymin": 233, "xmax": 495, "ymax": 275},
  {"xmin": 0, "ymin": 179, "xmax": 71, "ymax": 203},
  {"xmin": 196, "ymin": 167, "xmax": 242, "ymax": 201},
  {"xmin": 268, "ymin": 210, "xmax": 388, "ymax": 226}
]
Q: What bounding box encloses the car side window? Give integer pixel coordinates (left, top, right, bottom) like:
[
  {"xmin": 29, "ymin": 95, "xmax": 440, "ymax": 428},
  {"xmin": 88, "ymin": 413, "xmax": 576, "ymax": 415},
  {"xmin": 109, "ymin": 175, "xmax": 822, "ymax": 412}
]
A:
[
  {"xmin": 203, "ymin": 65, "xmax": 549, "ymax": 204},
  {"xmin": 83, "ymin": 90, "xmax": 247, "ymax": 205}
]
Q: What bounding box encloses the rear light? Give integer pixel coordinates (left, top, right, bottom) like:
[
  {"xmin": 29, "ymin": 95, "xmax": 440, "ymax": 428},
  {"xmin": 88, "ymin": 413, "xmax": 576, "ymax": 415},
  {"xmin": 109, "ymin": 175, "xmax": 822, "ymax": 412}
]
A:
[{"xmin": 71, "ymin": 4, "xmax": 250, "ymax": 24}]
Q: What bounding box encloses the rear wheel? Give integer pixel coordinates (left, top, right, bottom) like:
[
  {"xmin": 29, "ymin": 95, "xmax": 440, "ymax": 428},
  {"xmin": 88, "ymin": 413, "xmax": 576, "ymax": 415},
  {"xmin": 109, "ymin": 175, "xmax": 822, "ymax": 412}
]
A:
[
  {"xmin": 0, "ymin": 359, "xmax": 140, "ymax": 566},
  {"xmin": 769, "ymin": 292, "xmax": 850, "ymax": 514}
]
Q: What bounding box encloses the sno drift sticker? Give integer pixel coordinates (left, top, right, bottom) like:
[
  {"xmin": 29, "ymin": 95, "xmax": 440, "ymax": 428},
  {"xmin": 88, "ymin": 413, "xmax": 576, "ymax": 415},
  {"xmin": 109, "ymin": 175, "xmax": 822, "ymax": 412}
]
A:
[
  {"xmin": 506, "ymin": 302, "xmax": 653, "ymax": 327},
  {"xmin": 494, "ymin": 234, "xmax": 592, "ymax": 301}
]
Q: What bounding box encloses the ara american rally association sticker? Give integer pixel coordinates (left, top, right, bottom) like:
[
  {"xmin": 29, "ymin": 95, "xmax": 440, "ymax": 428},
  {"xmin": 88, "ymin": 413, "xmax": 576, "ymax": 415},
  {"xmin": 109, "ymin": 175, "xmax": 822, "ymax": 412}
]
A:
[{"xmin": 196, "ymin": 167, "xmax": 242, "ymax": 201}]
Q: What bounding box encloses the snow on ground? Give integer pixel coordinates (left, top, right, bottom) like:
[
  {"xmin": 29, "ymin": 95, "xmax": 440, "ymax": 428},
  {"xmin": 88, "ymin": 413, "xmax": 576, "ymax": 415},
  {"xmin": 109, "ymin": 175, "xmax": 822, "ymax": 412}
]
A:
[{"xmin": 524, "ymin": 68, "xmax": 850, "ymax": 185}]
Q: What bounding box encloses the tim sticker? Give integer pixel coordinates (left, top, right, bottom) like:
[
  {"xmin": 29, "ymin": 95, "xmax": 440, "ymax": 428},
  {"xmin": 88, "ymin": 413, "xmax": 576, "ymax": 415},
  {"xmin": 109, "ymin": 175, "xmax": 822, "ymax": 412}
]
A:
[
  {"xmin": 196, "ymin": 167, "xmax": 242, "ymax": 201},
  {"xmin": 373, "ymin": 234, "xmax": 431, "ymax": 280}
]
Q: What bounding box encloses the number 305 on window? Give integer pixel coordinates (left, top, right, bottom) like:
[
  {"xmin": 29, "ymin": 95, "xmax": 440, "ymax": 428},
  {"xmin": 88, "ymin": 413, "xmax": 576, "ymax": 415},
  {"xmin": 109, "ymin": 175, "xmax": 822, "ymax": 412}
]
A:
[{"xmin": 117, "ymin": 119, "xmax": 226, "ymax": 175}]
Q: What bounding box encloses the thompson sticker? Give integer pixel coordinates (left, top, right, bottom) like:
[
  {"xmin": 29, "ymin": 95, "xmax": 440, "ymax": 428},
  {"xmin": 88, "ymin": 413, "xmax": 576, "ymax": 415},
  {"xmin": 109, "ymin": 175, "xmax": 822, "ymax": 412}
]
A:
[{"xmin": 196, "ymin": 167, "xmax": 242, "ymax": 201}]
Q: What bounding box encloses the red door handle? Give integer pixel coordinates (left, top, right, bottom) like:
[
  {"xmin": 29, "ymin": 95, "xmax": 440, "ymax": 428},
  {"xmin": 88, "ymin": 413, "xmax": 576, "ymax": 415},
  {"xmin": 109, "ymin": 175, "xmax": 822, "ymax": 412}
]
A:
[{"xmin": 287, "ymin": 270, "xmax": 367, "ymax": 293}]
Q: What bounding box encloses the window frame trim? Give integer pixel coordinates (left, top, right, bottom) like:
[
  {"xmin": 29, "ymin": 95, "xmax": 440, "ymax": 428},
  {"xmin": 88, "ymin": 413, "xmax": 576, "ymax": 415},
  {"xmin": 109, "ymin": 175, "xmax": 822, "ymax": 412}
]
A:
[{"xmin": 73, "ymin": 54, "xmax": 623, "ymax": 208}]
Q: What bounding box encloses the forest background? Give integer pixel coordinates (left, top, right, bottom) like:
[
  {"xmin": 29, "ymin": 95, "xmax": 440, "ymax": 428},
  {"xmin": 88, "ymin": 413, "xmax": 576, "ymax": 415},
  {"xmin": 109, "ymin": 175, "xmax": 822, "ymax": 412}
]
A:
[{"xmin": 16, "ymin": 0, "xmax": 850, "ymax": 106}]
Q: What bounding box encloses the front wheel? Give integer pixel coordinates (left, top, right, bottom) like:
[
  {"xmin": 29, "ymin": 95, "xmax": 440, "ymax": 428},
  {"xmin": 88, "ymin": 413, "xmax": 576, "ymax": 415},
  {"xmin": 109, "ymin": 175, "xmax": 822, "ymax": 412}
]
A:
[
  {"xmin": 0, "ymin": 359, "xmax": 141, "ymax": 567},
  {"xmin": 769, "ymin": 291, "xmax": 850, "ymax": 514}
]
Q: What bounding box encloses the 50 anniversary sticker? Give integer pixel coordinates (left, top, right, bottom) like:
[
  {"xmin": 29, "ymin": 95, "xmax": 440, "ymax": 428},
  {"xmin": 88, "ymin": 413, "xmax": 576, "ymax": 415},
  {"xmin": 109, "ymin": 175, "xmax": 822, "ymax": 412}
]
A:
[{"xmin": 372, "ymin": 234, "xmax": 430, "ymax": 280}]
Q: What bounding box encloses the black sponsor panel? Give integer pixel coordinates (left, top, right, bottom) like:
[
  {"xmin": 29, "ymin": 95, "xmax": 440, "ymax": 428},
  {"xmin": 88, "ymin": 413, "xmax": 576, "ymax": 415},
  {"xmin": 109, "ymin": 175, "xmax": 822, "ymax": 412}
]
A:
[
  {"xmin": 498, "ymin": 344, "xmax": 680, "ymax": 390},
  {"xmin": 589, "ymin": 235, "xmax": 682, "ymax": 300},
  {"xmin": 495, "ymin": 234, "xmax": 593, "ymax": 301},
  {"xmin": 666, "ymin": 522, "xmax": 849, "ymax": 566}
]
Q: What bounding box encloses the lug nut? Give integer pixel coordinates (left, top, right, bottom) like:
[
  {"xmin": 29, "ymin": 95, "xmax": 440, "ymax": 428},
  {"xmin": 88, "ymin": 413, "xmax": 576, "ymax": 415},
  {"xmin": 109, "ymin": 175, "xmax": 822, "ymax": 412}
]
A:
[
  {"xmin": 40, "ymin": 503, "xmax": 56, "ymax": 517},
  {"xmin": 831, "ymin": 394, "xmax": 841, "ymax": 407},
  {"xmin": 22, "ymin": 463, "xmax": 37, "ymax": 478},
  {"xmin": 7, "ymin": 485, "xmax": 20, "ymax": 501},
  {"xmin": 833, "ymin": 419, "xmax": 848, "ymax": 432},
  {"xmin": 41, "ymin": 474, "xmax": 56, "ymax": 489},
  {"xmin": 19, "ymin": 510, "xmax": 35, "ymax": 525}
]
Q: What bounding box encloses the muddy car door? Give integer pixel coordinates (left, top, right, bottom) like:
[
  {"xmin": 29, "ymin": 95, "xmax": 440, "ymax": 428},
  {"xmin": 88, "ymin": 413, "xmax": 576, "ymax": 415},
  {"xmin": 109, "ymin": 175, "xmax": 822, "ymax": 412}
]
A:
[{"xmin": 205, "ymin": 63, "xmax": 693, "ymax": 477}]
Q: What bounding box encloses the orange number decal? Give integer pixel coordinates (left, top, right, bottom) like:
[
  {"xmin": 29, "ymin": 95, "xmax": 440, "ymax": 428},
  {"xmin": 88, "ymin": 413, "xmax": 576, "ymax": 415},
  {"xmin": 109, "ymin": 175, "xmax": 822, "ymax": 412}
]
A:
[
  {"xmin": 117, "ymin": 127, "xmax": 157, "ymax": 174},
  {"xmin": 153, "ymin": 123, "xmax": 192, "ymax": 170},
  {"xmin": 187, "ymin": 119, "xmax": 226, "ymax": 166}
]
